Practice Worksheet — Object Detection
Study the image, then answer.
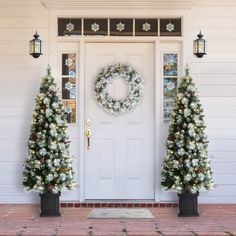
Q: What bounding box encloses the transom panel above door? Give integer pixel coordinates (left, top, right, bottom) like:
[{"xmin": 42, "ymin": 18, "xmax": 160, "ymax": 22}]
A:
[{"xmin": 84, "ymin": 43, "xmax": 155, "ymax": 199}]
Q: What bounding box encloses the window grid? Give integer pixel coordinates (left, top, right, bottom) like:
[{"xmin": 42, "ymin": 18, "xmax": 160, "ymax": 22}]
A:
[
  {"xmin": 61, "ymin": 52, "xmax": 77, "ymax": 124},
  {"xmin": 162, "ymin": 53, "xmax": 179, "ymax": 124},
  {"xmin": 58, "ymin": 18, "xmax": 182, "ymax": 37}
]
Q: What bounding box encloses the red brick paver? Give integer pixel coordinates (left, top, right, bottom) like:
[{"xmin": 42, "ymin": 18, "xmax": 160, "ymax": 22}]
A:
[{"xmin": 0, "ymin": 204, "xmax": 236, "ymax": 236}]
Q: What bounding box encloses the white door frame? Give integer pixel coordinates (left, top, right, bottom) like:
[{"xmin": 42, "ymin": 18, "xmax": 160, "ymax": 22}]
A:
[
  {"xmin": 77, "ymin": 38, "xmax": 165, "ymax": 202},
  {"xmin": 54, "ymin": 36, "xmax": 183, "ymax": 203}
]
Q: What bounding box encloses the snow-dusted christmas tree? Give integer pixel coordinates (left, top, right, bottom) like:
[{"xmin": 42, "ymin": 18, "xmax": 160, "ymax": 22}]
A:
[
  {"xmin": 23, "ymin": 67, "xmax": 75, "ymax": 194},
  {"xmin": 161, "ymin": 66, "xmax": 214, "ymax": 194}
]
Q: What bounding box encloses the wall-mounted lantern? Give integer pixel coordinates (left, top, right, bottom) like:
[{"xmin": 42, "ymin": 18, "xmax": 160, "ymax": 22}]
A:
[
  {"xmin": 193, "ymin": 31, "xmax": 206, "ymax": 58},
  {"xmin": 29, "ymin": 31, "xmax": 42, "ymax": 58}
]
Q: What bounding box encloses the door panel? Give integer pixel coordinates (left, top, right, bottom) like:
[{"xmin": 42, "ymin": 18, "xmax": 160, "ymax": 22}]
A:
[{"xmin": 85, "ymin": 43, "xmax": 154, "ymax": 199}]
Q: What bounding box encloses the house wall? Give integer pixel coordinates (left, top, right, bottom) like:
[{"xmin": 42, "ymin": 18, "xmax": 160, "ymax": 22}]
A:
[
  {"xmin": 0, "ymin": 0, "xmax": 235, "ymax": 203},
  {"xmin": 0, "ymin": 0, "xmax": 49, "ymax": 203},
  {"xmin": 188, "ymin": 0, "xmax": 236, "ymax": 203}
]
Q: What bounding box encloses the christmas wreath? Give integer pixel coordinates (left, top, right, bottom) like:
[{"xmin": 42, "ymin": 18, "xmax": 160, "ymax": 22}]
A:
[{"xmin": 94, "ymin": 64, "xmax": 144, "ymax": 115}]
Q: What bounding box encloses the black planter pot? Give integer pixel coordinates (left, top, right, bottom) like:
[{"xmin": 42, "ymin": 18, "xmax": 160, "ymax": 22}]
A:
[
  {"xmin": 178, "ymin": 192, "xmax": 199, "ymax": 217},
  {"xmin": 40, "ymin": 192, "xmax": 61, "ymax": 217}
]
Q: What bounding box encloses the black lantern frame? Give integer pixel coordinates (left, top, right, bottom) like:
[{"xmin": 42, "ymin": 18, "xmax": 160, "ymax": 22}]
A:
[
  {"xmin": 193, "ymin": 31, "xmax": 206, "ymax": 58},
  {"xmin": 30, "ymin": 31, "xmax": 42, "ymax": 58}
]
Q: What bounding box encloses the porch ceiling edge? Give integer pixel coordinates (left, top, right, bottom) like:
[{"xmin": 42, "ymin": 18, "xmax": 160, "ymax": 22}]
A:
[{"xmin": 41, "ymin": 0, "xmax": 196, "ymax": 10}]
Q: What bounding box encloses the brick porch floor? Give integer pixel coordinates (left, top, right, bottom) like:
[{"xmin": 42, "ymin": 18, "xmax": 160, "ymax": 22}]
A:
[{"xmin": 0, "ymin": 205, "xmax": 236, "ymax": 236}]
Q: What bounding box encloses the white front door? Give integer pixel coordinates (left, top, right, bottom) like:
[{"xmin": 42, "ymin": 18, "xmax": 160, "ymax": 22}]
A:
[{"xmin": 84, "ymin": 43, "xmax": 155, "ymax": 199}]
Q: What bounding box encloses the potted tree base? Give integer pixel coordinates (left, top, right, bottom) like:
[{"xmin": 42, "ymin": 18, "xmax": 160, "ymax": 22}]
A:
[
  {"xmin": 178, "ymin": 192, "xmax": 199, "ymax": 217},
  {"xmin": 40, "ymin": 192, "xmax": 61, "ymax": 217}
]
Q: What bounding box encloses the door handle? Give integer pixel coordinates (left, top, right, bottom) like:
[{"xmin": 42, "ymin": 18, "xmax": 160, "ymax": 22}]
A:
[{"xmin": 86, "ymin": 129, "xmax": 92, "ymax": 150}]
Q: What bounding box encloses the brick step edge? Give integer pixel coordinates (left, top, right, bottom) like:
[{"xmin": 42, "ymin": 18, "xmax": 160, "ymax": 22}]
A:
[{"xmin": 60, "ymin": 202, "xmax": 178, "ymax": 208}]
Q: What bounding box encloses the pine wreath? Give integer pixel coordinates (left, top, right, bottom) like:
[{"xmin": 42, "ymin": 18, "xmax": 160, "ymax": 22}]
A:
[{"xmin": 94, "ymin": 64, "xmax": 144, "ymax": 115}]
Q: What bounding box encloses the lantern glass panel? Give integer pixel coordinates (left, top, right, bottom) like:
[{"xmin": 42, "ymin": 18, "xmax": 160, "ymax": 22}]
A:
[
  {"xmin": 34, "ymin": 40, "xmax": 41, "ymax": 54},
  {"xmin": 30, "ymin": 40, "xmax": 35, "ymax": 54},
  {"xmin": 198, "ymin": 40, "xmax": 205, "ymax": 53},
  {"xmin": 193, "ymin": 40, "xmax": 198, "ymax": 54}
]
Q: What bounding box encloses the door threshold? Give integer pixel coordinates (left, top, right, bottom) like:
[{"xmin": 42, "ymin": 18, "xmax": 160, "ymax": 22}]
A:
[
  {"xmin": 84, "ymin": 199, "xmax": 155, "ymax": 203},
  {"xmin": 61, "ymin": 201, "xmax": 178, "ymax": 208}
]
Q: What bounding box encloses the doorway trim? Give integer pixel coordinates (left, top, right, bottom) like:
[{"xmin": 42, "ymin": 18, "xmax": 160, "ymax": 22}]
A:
[
  {"xmin": 78, "ymin": 38, "xmax": 161, "ymax": 202},
  {"xmin": 55, "ymin": 36, "xmax": 183, "ymax": 203}
]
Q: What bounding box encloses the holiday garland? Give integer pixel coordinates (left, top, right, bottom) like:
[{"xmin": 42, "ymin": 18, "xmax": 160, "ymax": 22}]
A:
[{"xmin": 94, "ymin": 64, "xmax": 144, "ymax": 115}]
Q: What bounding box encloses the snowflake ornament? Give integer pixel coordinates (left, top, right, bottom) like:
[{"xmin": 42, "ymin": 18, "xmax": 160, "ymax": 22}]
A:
[
  {"xmin": 65, "ymin": 81, "xmax": 73, "ymax": 91},
  {"xmin": 166, "ymin": 22, "xmax": 174, "ymax": 32},
  {"xmin": 91, "ymin": 22, "xmax": 100, "ymax": 32},
  {"xmin": 66, "ymin": 22, "xmax": 74, "ymax": 32},
  {"xmin": 116, "ymin": 22, "xmax": 125, "ymax": 32},
  {"xmin": 65, "ymin": 58, "xmax": 73, "ymax": 67},
  {"xmin": 142, "ymin": 22, "xmax": 151, "ymax": 32}
]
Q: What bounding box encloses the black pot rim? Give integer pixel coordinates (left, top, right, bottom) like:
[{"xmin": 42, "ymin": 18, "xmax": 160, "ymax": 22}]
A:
[
  {"xmin": 178, "ymin": 192, "xmax": 199, "ymax": 197},
  {"xmin": 39, "ymin": 192, "xmax": 61, "ymax": 197}
]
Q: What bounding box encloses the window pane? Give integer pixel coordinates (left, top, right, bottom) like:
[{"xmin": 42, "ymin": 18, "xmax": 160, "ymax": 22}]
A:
[
  {"xmin": 62, "ymin": 77, "xmax": 76, "ymax": 100},
  {"xmin": 84, "ymin": 18, "xmax": 108, "ymax": 36},
  {"xmin": 63, "ymin": 101, "xmax": 76, "ymax": 124},
  {"xmin": 110, "ymin": 19, "xmax": 133, "ymax": 36},
  {"xmin": 135, "ymin": 19, "xmax": 158, "ymax": 36},
  {"xmin": 62, "ymin": 53, "xmax": 76, "ymax": 76},
  {"xmin": 163, "ymin": 53, "xmax": 178, "ymax": 76},
  {"xmin": 163, "ymin": 77, "xmax": 178, "ymax": 99},
  {"xmin": 160, "ymin": 18, "xmax": 181, "ymax": 36},
  {"xmin": 58, "ymin": 18, "xmax": 82, "ymax": 36},
  {"xmin": 163, "ymin": 100, "xmax": 175, "ymax": 124}
]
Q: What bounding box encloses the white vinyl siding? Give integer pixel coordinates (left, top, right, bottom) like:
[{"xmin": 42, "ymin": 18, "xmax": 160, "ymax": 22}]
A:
[
  {"xmin": 188, "ymin": 0, "xmax": 236, "ymax": 203},
  {"xmin": 0, "ymin": 0, "xmax": 49, "ymax": 203}
]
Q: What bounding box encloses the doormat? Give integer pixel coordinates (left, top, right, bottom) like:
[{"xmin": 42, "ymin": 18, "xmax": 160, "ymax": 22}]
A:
[{"xmin": 88, "ymin": 208, "xmax": 154, "ymax": 219}]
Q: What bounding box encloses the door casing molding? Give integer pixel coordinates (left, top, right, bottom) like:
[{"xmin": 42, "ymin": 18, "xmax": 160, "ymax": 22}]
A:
[{"xmin": 49, "ymin": 11, "xmax": 186, "ymax": 202}]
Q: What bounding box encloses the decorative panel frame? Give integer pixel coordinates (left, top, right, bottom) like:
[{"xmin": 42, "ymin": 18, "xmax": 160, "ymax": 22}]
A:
[
  {"xmin": 135, "ymin": 19, "xmax": 158, "ymax": 36},
  {"xmin": 58, "ymin": 18, "xmax": 182, "ymax": 37},
  {"xmin": 162, "ymin": 52, "xmax": 179, "ymax": 124},
  {"xmin": 58, "ymin": 18, "xmax": 82, "ymax": 36},
  {"xmin": 60, "ymin": 52, "xmax": 78, "ymax": 124},
  {"xmin": 160, "ymin": 19, "xmax": 182, "ymax": 36},
  {"xmin": 84, "ymin": 18, "xmax": 108, "ymax": 36}
]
